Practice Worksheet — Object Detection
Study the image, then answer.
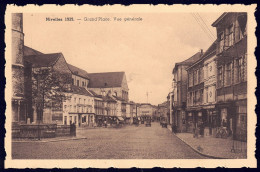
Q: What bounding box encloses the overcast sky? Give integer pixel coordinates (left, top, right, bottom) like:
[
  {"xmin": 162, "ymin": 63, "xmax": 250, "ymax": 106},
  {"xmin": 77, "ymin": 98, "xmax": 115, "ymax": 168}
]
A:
[{"xmin": 23, "ymin": 12, "xmax": 222, "ymax": 105}]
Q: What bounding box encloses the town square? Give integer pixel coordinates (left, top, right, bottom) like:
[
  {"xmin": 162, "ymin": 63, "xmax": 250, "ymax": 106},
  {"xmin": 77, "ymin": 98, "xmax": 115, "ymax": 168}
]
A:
[{"xmin": 6, "ymin": 5, "xmax": 257, "ymax": 168}]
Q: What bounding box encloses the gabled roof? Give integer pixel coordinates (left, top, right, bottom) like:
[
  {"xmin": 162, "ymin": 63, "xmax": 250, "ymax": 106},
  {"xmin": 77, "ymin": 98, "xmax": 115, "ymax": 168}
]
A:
[
  {"xmin": 67, "ymin": 64, "xmax": 89, "ymax": 80},
  {"xmin": 211, "ymin": 12, "xmax": 228, "ymax": 27},
  {"xmin": 24, "ymin": 53, "xmax": 61, "ymax": 68},
  {"xmin": 24, "ymin": 46, "xmax": 44, "ymax": 56},
  {"xmin": 186, "ymin": 41, "xmax": 217, "ymax": 71},
  {"xmin": 71, "ymin": 85, "xmax": 92, "ymax": 97},
  {"xmin": 88, "ymin": 72, "xmax": 125, "ymax": 88},
  {"xmin": 103, "ymin": 95, "xmax": 117, "ymax": 103},
  {"xmin": 112, "ymin": 95, "xmax": 126, "ymax": 102},
  {"xmin": 88, "ymin": 90, "xmax": 103, "ymax": 99},
  {"xmin": 173, "ymin": 52, "xmax": 203, "ymax": 73}
]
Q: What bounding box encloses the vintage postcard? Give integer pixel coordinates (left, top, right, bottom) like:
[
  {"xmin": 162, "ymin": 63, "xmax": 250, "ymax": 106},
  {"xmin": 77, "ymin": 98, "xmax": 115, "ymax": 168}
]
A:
[{"xmin": 4, "ymin": 4, "xmax": 257, "ymax": 168}]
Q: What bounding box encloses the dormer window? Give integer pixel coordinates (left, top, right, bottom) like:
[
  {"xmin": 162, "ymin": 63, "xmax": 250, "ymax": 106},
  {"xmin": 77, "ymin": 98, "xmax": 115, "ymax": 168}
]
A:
[{"xmin": 227, "ymin": 24, "xmax": 234, "ymax": 47}]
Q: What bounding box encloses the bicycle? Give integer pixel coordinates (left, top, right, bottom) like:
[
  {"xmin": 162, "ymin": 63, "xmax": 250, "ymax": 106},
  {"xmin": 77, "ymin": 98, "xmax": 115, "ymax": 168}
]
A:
[{"xmin": 216, "ymin": 127, "xmax": 228, "ymax": 139}]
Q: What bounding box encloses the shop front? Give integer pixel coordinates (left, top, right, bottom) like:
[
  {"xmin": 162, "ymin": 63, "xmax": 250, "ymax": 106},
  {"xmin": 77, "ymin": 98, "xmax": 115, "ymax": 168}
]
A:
[
  {"xmin": 203, "ymin": 105, "xmax": 218, "ymax": 136},
  {"xmin": 186, "ymin": 107, "xmax": 207, "ymax": 137},
  {"xmin": 215, "ymin": 102, "xmax": 237, "ymax": 139}
]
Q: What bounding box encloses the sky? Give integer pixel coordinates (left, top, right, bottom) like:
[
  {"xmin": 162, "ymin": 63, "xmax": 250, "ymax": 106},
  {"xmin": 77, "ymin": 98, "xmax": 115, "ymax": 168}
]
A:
[{"xmin": 23, "ymin": 12, "xmax": 222, "ymax": 105}]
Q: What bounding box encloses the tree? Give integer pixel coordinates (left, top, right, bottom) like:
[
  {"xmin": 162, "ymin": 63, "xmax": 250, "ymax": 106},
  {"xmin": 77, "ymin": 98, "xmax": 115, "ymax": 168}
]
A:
[{"xmin": 31, "ymin": 67, "xmax": 72, "ymax": 123}]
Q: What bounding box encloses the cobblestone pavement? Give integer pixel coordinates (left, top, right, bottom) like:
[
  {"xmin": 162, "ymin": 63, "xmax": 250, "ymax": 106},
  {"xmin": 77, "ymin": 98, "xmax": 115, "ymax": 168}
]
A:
[{"xmin": 12, "ymin": 123, "xmax": 207, "ymax": 159}]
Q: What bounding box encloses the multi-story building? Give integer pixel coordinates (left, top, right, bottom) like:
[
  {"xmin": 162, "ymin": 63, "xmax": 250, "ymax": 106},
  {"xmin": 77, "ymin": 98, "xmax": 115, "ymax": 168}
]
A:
[
  {"xmin": 172, "ymin": 51, "xmax": 203, "ymax": 132},
  {"xmin": 62, "ymin": 64, "xmax": 95, "ymax": 127},
  {"xmin": 202, "ymin": 41, "xmax": 217, "ymax": 136},
  {"xmin": 138, "ymin": 103, "xmax": 154, "ymax": 120},
  {"xmin": 212, "ymin": 12, "xmax": 247, "ymax": 141},
  {"xmin": 186, "ymin": 42, "xmax": 216, "ymax": 134}
]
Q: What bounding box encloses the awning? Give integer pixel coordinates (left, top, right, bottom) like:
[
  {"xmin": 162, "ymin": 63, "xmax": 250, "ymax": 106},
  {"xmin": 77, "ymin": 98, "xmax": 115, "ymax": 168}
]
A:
[{"xmin": 117, "ymin": 117, "xmax": 124, "ymax": 121}]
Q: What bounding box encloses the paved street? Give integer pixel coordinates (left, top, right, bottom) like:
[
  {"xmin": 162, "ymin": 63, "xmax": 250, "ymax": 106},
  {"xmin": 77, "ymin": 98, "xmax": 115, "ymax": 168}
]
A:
[{"xmin": 12, "ymin": 122, "xmax": 207, "ymax": 159}]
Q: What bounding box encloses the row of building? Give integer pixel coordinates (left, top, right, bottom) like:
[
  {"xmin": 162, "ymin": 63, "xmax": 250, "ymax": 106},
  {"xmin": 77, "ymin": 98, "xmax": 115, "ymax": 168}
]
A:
[
  {"xmin": 11, "ymin": 13, "xmax": 159, "ymax": 128},
  {"xmin": 159, "ymin": 12, "xmax": 247, "ymax": 141}
]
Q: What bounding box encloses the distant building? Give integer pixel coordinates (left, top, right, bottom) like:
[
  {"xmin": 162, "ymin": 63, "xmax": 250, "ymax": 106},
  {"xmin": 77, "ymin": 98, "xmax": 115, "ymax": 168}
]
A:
[
  {"xmin": 158, "ymin": 101, "xmax": 168, "ymax": 122},
  {"xmin": 88, "ymin": 72, "xmax": 129, "ymax": 101},
  {"xmin": 88, "ymin": 72, "xmax": 129, "ymax": 117}
]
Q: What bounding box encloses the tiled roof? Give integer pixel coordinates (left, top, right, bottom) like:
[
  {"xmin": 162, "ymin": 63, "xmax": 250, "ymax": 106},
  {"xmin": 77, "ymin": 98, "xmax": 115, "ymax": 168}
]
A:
[
  {"xmin": 88, "ymin": 72, "xmax": 125, "ymax": 88},
  {"xmin": 201, "ymin": 41, "xmax": 217, "ymax": 59},
  {"xmin": 173, "ymin": 52, "xmax": 203, "ymax": 73},
  {"xmin": 71, "ymin": 85, "xmax": 92, "ymax": 97},
  {"xmin": 24, "ymin": 46, "xmax": 43, "ymax": 56},
  {"xmin": 67, "ymin": 64, "xmax": 89, "ymax": 80},
  {"xmin": 24, "ymin": 53, "xmax": 61, "ymax": 67}
]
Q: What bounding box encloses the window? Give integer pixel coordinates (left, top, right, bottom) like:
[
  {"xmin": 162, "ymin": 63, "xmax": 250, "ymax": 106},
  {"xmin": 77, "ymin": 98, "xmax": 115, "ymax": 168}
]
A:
[
  {"xmin": 79, "ymin": 98, "xmax": 81, "ymax": 104},
  {"xmin": 218, "ymin": 66, "xmax": 223, "ymax": 87},
  {"xmin": 225, "ymin": 63, "xmax": 232, "ymax": 86},
  {"xmin": 227, "ymin": 24, "xmax": 234, "ymax": 46},
  {"xmin": 64, "ymin": 105, "xmax": 67, "ymax": 111},
  {"xmin": 82, "ymin": 81, "xmax": 84, "ymax": 86},
  {"xmin": 200, "ymin": 89, "xmax": 204, "ymax": 104},
  {"xmin": 70, "ymin": 105, "xmax": 72, "ymax": 112},
  {"xmin": 74, "ymin": 106, "xmax": 76, "ymax": 112},
  {"xmin": 77, "ymin": 80, "xmax": 79, "ymax": 86},
  {"xmin": 72, "ymin": 78, "xmax": 74, "ymax": 85},
  {"xmin": 204, "ymin": 64, "xmax": 208, "ymax": 79},
  {"xmin": 205, "ymin": 87, "xmax": 208, "ymax": 103},
  {"xmin": 199, "ymin": 67, "xmax": 204, "ymax": 83},
  {"xmin": 218, "ymin": 32, "xmax": 224, "ymax": 53},
  {"xmin": 188, "ymin": 73, "xmax": 193, "ymax": 87},
  {"xmin": 194, "ymin": 70, "xmax": 198, "ymax": 85}
]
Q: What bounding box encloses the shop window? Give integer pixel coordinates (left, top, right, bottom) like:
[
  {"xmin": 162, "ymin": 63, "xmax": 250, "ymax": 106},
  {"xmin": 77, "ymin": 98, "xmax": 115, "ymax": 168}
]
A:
[
  {"xmin": 74, "ymin": 116, "xmax": 77, "ymax": 124},
  {"xmin": 64, "ymin": 116, "xmax": 67, "ymax": 125},
  {"xmin": 69, "ymin": 116, "xmax": 72, "ymax": 124}
]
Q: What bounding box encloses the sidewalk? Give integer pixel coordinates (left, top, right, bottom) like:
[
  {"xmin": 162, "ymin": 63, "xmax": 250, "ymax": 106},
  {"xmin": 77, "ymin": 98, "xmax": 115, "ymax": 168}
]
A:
[{"xmin": 174, "ymin": 132, "xmax": 247, "ymax": 159}]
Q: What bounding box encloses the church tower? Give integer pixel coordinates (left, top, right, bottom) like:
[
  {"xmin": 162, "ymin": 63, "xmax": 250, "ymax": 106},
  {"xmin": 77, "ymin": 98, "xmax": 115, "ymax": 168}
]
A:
[{"xmin": 12, "ymin": 13, "xmax": 27, "ymax": 123}]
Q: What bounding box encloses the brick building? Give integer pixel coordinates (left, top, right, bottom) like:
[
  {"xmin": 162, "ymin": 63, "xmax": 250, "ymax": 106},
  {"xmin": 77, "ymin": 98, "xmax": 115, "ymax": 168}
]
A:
[{"xmin": 212, "ymin": 12, "xmax": 247, "ymax": 141}]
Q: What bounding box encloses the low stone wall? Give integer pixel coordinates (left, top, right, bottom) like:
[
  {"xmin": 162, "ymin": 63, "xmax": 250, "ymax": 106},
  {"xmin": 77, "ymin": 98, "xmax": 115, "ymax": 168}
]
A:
[
  {"xmin": 12, "ymin": 124, "xmax": 72, "ymax": 139},
  {"xmin": 56, "ymin": 125, "xmax": 71, "ymax": 137}
]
